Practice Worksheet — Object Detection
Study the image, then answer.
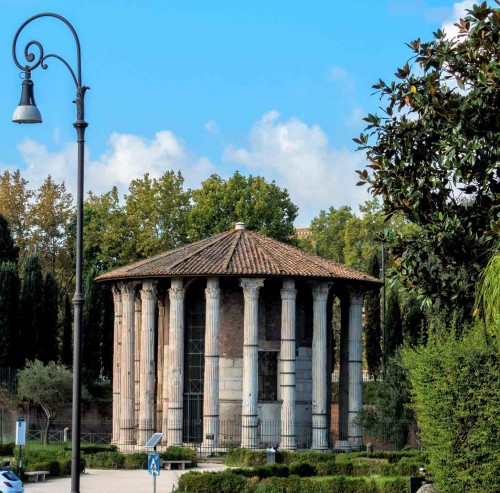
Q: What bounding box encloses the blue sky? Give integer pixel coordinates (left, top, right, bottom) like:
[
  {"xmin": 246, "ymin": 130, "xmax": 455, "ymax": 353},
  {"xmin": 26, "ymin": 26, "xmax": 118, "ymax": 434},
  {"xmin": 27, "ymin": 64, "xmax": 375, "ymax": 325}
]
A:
[{"xmin": 0, "ymin": 0, "xmax": 477, "ymax": 224}]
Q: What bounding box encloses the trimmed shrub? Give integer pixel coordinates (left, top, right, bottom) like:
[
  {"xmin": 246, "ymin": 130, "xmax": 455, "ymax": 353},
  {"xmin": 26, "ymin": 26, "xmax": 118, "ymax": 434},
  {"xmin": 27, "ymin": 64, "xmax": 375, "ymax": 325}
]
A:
[
  {"xmin": 288, "ymin": 461, "xmax": 316, "ymax": 477},
  {"xmin": 0, "ymin": 443, "xmax": 14, "ymax": 456},
  {"xmin": 123, "ymin": 453, "xmax": 148, "ymax": 469},
  {"xmin": 161, "ymin": 446, "xmax": 197, "ymax": 467},
  {"xmin": 85, "ymin": 451, "xmax": 125, "ymax": 469},
  {"xmin": 379, "ymin": 478, "xmax": 407, "ymax": 493},
  {"xmin": 79, "ymin": 444, "xmax": 117, "ymax": 454},
  {"xmin": 176, "ymin": 470, "xmax": 248, "ymax": 493}
]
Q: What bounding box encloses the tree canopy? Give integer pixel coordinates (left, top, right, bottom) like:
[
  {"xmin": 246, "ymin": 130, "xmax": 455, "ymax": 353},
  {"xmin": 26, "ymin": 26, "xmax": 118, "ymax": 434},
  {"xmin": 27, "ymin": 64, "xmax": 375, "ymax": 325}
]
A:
[{"xmin": 356, "ymin": 2, "xmax": 500, "ymax": 314}]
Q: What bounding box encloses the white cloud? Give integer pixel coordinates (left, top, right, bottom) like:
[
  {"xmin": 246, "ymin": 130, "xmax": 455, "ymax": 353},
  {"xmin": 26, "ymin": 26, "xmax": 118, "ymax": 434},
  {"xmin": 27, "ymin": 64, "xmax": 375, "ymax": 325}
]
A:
[
  {"xmin": 348, "ymin": 108, "xmax": 365, "ymax": 127},
  {"xmin": 204, "ymin": 120, "xmax": 219, "ymax": 134},
  {"xmin": 328, "ymin": 65, "xmax": 347, "ymax": 81},
  {"xmin": 16, "ymin": 130, "xmax": 215, "ymax": 197},
  {"xmin": 223, "ymin": 111, "xmax": 370, "ymax": 224},
  {"xmin": 441, "ymin": 0, "xmax": 475, "ymax": 39}
]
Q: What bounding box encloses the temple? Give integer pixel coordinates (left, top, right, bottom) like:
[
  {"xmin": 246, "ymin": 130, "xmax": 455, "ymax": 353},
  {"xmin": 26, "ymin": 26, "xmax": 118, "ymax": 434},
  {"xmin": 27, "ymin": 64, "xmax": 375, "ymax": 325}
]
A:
[{"xmin": 96, "ymin": 222, "xmax": 381, "ymax": 452}]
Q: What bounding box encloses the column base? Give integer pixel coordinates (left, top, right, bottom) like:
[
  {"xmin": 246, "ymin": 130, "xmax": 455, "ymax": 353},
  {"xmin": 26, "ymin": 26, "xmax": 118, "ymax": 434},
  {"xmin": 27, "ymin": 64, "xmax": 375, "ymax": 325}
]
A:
[{"xmin": 334, "ymin": 440, "xmax": 353, "ymax": 452}]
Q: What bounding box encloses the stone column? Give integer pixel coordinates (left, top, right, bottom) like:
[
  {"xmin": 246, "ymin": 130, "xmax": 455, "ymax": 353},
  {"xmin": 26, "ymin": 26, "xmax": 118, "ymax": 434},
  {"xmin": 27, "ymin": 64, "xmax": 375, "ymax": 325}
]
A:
[
  {"xmin": 119, "ymin": 282, "xmax": 136, "ymax": 445},
  {"xmin": 311, "ymin": 282, "xmax": 331, "ymax": 451},
  {"xmin": 138, "ymin": 280, "xmax": 157, "ymax": 446},
  {"xmin": 280, "ymin": 279, "xmax": 297, "ymax": 451},
  {"xmin": 202, "ymin": 277, "xmax": 221, "ymax": 448},
  {"xmin": 161, "ymin": 294, "xmax": 170, "ymax": 443},
  {"xmin": 348, "ymin": 288, "xmax": 364, "ymax": 449},
  {"xmin": 157, "ymin": 288, "xmax": 167, "ymax": 432},
  {"xmin": 167, "ymin": 278, "xmax": 185, "ymax": 446},
  {"xmin": 134, "ymin": 293, "xmax": 142, "ymax": 428},
  {"xmin": 111, "ymin": 285, "xmax": 123, "ymax": 445},
  {"xmin": 240, "ymin": 278, "xmax": 265, "ymax": 449}
]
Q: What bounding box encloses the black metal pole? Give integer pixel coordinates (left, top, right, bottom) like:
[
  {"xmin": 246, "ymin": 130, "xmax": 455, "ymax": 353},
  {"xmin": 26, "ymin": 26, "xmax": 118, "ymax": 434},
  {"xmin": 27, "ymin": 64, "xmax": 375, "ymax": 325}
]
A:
[
  {"xmin": 381, "ymin": 242, "xmax": 386, "ymax": 372},
  {"xmin": 12, "ymin": 14, "xmax": 89, "ymax": 493}
]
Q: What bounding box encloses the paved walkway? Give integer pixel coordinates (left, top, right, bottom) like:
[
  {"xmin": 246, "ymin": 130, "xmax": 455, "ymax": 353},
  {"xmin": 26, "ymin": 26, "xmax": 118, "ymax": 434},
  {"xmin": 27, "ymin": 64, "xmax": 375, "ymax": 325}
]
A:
[{"xmin": 24, "ymin": 463, "xmax": 227, "ymax": 493}]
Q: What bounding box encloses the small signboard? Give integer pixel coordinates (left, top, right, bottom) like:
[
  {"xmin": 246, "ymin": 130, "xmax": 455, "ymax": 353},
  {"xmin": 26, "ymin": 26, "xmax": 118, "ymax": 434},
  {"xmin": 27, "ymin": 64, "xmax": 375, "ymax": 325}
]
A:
[
  {"xmin": 15, "ymin": 417, "xmax": 26, "ymax": 446},
  {"xmin": 148, "ymin": 453, "xmax": 160, "ymax": 477}
]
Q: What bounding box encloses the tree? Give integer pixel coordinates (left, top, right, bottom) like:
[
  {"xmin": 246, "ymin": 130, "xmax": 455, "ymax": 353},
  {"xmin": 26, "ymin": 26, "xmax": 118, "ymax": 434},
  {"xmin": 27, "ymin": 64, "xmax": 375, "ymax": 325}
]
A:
[
  {"xmin": 403, "ymin": 322, "xmax": 500, "ymax": 493},
  {"xmin": 0, "ymin": 215, "xmax": 18, "ymax": 264},
  {"xmin": 19, "ymin": 255, "xmax": 45, "ymax": 362},
  {"xmin": 0, "ymin": 262, "xmax": 20, "ymax": 367},
  {"xmin": 0, "ymin": 170, "xmax": 33, "ymax": 261},
  {"xmin": 30, "ymin": 175, "xmax": 73, "ymax": 279},
  {"xmin": 474, "ymin": 247, "xmax": 500, "ymax": 325},
  {"xmin": 60, "ymin": 295, "xmax": 72, "ymax": 367},
  {"xmin": 356, "ymin": 2, "xmax": 500, "ymax": 314},
  {"xmin": 123, "ymin": 171, "xmax": 191, "ymax": 259},
  {"xmin": 38, "ymin": 272, "xmax": 60, "ymax": 364},
  {"xmin": 82, "ymin": 264, "xmax": 114, "ymax": 383},
  {"xmin": 17, "ymin": 360, "xmax": 75, "ymax": 445},
  {"xmin": 358, "ymin": 352, "xmax": 414, "ymax": 449},
  {"xmin": 308, "ymin": 206, "xmax": 354, "ymax": 262},
  {"xmin": 364, "ymin": 252, "xmax": 382, "ymax": 378},
  {"xmin": 403, "ymin": 295, "xmax": 426, "ymax": 346},
  {"xmin": 189, "ymin": 172, "xmax": 298, "ymax": 242},
  {"xmin": 385, "ymin": 288, "xmax": 402, "ymax": 359}
]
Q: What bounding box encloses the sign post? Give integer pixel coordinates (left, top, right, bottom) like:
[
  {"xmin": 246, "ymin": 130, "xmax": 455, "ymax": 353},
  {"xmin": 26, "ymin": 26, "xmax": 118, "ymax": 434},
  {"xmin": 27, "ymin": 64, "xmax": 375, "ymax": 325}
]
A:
[
  {"xmin": 15, "ymin": 417, "xmax": 26, "ymax": 478},
  {"xmin": 145, "ymin": 432, "xmax": 163, "ymax": 493}
]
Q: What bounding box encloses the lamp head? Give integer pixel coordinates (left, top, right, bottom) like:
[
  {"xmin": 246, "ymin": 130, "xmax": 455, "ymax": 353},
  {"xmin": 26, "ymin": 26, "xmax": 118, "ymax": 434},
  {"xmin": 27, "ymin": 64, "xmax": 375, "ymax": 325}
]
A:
[{"xmin": 12, "ymin": 74, "xmax": 42, "ymax": 124}]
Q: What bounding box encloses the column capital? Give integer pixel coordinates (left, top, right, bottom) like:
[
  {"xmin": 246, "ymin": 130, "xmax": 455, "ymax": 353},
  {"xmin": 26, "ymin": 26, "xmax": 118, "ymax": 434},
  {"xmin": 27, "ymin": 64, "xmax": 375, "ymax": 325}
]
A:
[
  {"xmin": 240, "ymin": 278, "xmax": 265, "ymax": 300},
  {"xmin": 205, "ymin": 287, "xmax": 221, "ymax": 300},
  {"xmin": 118, "ymin": 281, "xmax": 137, "ymax": 296},
  {"xmin": 140, "ymin": 280, "xmax": 157, "ymax": 300},
  {"xmin": 112, "ymin": 284, "xmax": 122, "ymax": 304},
  {"xmin": 310, "ymin": 281, "xmax": 332, "ymax": 302},
  {"xmin": 346, "ymin": 286, "xmax": 365, "ymax": 305},
  {"xmin": 281, "ymin": 287, "xmax": 297, "ymax": 301},
  {"xmin": 169, "ymin": 286, "xmax": 185, "ymax": 300}
]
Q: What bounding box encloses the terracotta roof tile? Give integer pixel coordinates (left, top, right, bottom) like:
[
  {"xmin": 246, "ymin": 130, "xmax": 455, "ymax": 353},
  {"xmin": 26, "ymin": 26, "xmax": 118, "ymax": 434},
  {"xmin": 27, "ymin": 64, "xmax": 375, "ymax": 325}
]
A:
[{"xmin": 95, "ymin": 228, "xmax": 381, "ymax": 287}]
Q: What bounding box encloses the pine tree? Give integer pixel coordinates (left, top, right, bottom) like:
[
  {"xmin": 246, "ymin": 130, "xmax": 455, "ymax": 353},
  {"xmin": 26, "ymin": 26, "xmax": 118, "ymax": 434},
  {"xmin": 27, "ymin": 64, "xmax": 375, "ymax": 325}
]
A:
[
  {"xmin": 38, "ymin": 272, "xmax": 60, "ymax": 363},
  {"xmin": 61, "ymin": 295, "xmax": 72, "ymax": 367},
  {"xmin": 364, "ymin": 252, "xmax": 382, "ymax": 379},
  {"xmin": 0, "ymin": 262, "xmax": 20, "ymax": 367},
  {"xmin": 385, "ymin": 288, "xmax": 403, "ymax": 359},
  {"xmin": 0, "ymin": 215, "xmax": 18, "ymax": 264},
  {"xmin": 19, "ymin": 255, "xmax": 45, "ymax": 362}
]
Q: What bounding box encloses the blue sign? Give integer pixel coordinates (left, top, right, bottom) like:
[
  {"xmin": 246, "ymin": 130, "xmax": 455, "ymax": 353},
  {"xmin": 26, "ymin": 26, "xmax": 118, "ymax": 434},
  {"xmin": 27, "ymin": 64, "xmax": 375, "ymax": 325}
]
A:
[{"xmin": 148, "ymin": 453, "xmax": 160, "ymax": 476}]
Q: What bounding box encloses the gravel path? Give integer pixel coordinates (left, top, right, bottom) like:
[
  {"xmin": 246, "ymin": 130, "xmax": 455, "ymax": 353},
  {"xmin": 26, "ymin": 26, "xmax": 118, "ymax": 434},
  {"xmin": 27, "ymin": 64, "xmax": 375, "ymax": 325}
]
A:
[{"xmin": 24, "ymin": 463, "xmax": 227, "ymax": 493}]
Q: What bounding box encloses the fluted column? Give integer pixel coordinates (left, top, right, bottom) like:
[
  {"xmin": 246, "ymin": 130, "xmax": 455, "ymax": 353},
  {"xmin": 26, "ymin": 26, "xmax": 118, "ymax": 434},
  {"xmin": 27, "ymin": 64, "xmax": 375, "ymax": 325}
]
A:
[
  {"xmin": 203, "ymin": 277, "xmax": 221, "ymax": 448},
  {"xmin": 167, "ymin": 278, "xmax": 185, "ymax": 446},
  {"xmin": 119, "ymin": 282, "xmax": 136, "ymax": 445},
  {"xmin": 134, "ymin": 293, "xmax": 142, "ymax": 428},
  {"xmin": 111, "ymin": 285, "xmax": 123, "ymax": 445},
  {"xmin": 138, "ymin": 280, "xmax": 157, "ymax": 446},
  {"xmin": 311, "ymin": 282, "xmax": 331, "ymax": 451},
  {"xmin": 240, "ymin": 278, "xmax": 265, "ymax": 449},
  {"xmin": 161, "ymin": 294, "xmax": 170, "ymax": 443},
  {"xmin": 280, "ymin": 279, "xmax": 297, "ymax": 451},
  {"xmin": 348, "ymin": 288, "xmax": 364, "ymax": 449},
  {"xmin": 157, "ymin": 289, "xmax": 167, "ymax": 432}
]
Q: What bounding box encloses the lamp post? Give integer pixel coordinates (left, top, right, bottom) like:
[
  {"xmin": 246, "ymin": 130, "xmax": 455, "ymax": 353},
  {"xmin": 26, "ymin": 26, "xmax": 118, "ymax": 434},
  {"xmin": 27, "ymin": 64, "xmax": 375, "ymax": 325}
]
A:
[{"xmin": 12, "ymin": 13, "xmax": 88, "ymax": 493}]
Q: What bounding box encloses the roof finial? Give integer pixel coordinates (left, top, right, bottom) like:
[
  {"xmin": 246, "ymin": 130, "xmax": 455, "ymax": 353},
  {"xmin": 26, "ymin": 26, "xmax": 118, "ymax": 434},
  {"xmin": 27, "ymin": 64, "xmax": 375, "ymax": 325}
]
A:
[{"xmin": 235, "ymin": 222, "xmax": 245, "ymax": 230}]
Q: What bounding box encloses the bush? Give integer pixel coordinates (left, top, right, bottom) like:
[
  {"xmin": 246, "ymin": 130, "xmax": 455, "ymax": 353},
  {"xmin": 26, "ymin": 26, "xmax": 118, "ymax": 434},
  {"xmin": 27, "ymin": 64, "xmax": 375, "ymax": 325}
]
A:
[
  {"xmin": 123, "ymin": 453, "xmax": 148, "ymax": 469},
  {"xmin": 161, "ymin": 446, "xmax": 197, "ymax": 466},
  {"xmin": 233, "ymin": 464, "xmax": 289, "ymax": 479},
  {"xmin": 79, "ymin": 444, "xmax": 118, "ymax": 454},
  {"xmin": 379, "ymin": 478, "xmax": 407, "ymax": 493},
  {"xmin": 85, "ymin": 451, "xmax": 125, "ymax": 469},
  {"xmin": 288, "ymin": 461, "xmax": 316, "ymax": 477},
  {"xmin": 0, "ymin": 443, "xmax": 14, "ymax": 456},
  {"xmin": 176, "ymin": 470, "xmax": 248, "ymax": 493},
  {"xmin": 403, "ymin": 322, "xmax": 500, "ymax": 493}
]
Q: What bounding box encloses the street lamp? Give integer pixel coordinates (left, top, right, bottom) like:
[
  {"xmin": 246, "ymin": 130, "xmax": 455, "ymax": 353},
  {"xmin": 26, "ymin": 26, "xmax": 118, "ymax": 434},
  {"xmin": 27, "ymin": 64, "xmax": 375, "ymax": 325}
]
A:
[{"xmin": 12, "ymin": 13, "xmax": 89, "ymax": 493}]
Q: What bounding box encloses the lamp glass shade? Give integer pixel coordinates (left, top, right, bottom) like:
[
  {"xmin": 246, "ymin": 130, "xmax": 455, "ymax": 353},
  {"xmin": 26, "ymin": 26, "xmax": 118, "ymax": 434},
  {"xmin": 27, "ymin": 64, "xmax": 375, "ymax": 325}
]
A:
[{"xmin": 12, "ymin": 79, "xmax": 42, "ymax": 124}]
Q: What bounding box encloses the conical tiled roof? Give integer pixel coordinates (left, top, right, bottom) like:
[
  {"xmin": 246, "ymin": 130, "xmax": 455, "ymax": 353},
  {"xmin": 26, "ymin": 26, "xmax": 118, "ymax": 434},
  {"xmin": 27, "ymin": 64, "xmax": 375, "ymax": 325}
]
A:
[{"xmin": 95, "ymin": 226, "xmax": 381, "ymax": 287}]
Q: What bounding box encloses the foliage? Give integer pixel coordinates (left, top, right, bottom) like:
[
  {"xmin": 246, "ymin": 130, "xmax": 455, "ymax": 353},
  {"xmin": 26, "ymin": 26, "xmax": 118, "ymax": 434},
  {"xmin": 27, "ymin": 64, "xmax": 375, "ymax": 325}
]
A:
[
  {"xmin": 308, "ymin": 205, "xmax": 354, "ymax": 262},
  {"xmin": 17, "ymin": 360, "xmax": 76, "ymax": 445},
  {"xmin": 19, "ymin": 255, "xmax": 45, "ymax": 363},
  {"xmin": 60, "ymin": 294, "xmax": 73, "ymax": 367},
  {"xmin": 176, "ymin": 470, "xmax": 248, "ymax": 493},
  {"xmin": 82, "ymin": 264, "xmax": 114, "ymax": 383},
  {"xmin": 0, "ymin": 170, "xmax": 34, "ymax": 262},
  {"xmin": 364, "ymin": 252, "xmax": 382, "ymax": 378},
  {"xmin": 385, "ymin": 289, "xmax": 402, "ymax": 359},
  {"xmin": 189, "ymin": 172, "xmax": 298, "ymax": 242},
  {"xmin": 0, "ymin": 262, "xmax": 20, "ymax": 367},
  {"xmin": 403, "ymin": 322, "xmax": 500, "ymax": 493},
  {"xmin": 161, "ymin": 445, "xmax": 197, "ymax": 466},
  {"xmin": 0, "ymin": 215, "xmax": 18, "ymax": 264},
  {"xmin": 123, "ymin": 171, "xmax": 191, "ymax": 259},
  {"xmin": 356, "ymin": 3, "xmax": 500, "ymax": 314},
  {"xmin": 474, "ymin": 247, "xmax": 500, "ymax": 325},
  {"xmin": 38, "ymin": 272, "xmax": 60, "ymax": 364},
  {"xmin": 402, "ymin": 295, "xmax": 426, "ymax": 346},
  {"xmin": 358, "ymin": 353, "xmax": 414, "ymax": 449}
]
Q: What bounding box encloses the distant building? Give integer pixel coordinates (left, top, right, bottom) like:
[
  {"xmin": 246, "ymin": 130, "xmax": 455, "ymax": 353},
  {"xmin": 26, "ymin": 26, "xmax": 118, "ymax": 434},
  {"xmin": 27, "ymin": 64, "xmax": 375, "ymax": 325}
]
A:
[
  {"xmin": 97, "ymin": 222, "xmax": 381, "ymax": 452},
  {"xmin": 294, "ymin": 227, "xmax": 312, "ymax": 240}
]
